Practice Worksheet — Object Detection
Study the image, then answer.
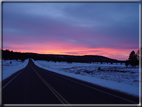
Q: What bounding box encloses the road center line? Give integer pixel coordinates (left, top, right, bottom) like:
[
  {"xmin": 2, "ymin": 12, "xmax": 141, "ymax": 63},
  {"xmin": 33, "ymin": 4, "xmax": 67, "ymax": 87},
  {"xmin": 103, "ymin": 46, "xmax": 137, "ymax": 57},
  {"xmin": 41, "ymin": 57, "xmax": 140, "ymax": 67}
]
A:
[{"xmin": 31, "ymin": 65, "xmax": 71, "ymax": 106}]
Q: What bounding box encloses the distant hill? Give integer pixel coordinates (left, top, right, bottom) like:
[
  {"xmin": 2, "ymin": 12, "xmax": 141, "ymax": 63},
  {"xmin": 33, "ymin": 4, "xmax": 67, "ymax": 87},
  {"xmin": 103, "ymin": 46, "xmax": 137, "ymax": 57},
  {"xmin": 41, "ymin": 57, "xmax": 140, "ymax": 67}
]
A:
[
  {"xmin": 2, "ymin": 49, "xmax": 124, "ymax": 63},
  {"xmin": 80, "ymin": 55, "xmax": 119, "ymax": 62}
]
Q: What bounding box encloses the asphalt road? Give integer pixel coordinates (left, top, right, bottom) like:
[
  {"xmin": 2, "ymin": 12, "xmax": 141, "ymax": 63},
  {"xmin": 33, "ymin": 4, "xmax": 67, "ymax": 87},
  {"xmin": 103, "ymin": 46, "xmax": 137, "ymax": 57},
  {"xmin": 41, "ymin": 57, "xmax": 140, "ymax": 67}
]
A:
[{"xmin": 2, "ymin": 59, "xmax": 139, "ymax": 105}]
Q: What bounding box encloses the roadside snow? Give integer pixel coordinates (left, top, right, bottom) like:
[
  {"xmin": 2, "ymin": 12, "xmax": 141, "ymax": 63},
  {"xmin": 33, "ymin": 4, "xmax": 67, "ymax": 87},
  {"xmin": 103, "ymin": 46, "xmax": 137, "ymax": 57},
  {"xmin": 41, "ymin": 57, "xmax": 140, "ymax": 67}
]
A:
[
  {"xmin": 1, "ymin": 59, "xmax": 29, "ymax": 82},
  {"xmin": 1, "ymin": 59, "xmax": 140, "ymax": 97},
  {"xmin": 32, "ymin": 59, "xmax": 140, "ymax": 97}
]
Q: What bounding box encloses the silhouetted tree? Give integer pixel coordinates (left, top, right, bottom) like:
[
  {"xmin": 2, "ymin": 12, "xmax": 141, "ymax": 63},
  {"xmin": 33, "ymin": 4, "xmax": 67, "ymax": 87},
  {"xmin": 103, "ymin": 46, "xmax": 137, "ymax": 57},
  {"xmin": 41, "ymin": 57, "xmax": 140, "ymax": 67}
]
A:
[
  {"xmin": 125, "ymin": 60, "xmax": 129, "ymax": 67},
  {"xmin": 128, "ymin": 50, "xmax": 138, "ymax": 67}
]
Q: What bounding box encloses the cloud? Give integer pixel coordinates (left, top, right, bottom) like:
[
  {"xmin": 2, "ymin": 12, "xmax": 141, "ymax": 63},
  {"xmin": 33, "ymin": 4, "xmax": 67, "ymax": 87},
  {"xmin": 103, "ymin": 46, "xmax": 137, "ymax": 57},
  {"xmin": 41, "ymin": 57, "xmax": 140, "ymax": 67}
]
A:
[{"xmin": 3, "ymin": 3, "xmax": 139, "ymax": 60}]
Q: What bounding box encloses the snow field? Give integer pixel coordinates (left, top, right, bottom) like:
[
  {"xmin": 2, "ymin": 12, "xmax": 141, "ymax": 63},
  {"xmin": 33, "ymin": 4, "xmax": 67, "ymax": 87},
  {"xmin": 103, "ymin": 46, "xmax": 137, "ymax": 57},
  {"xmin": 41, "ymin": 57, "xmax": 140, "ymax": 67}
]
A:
[
  {"xmin": 1, "ymin": 59, "xmax": 29, "ymax": 81},
  {"xmin": 32, "ymin": 59, "xmax": 140, "ymax": 97},
  {"xmin": 1, "ymin": 59, "xmax": 140, "ymax": 97}
]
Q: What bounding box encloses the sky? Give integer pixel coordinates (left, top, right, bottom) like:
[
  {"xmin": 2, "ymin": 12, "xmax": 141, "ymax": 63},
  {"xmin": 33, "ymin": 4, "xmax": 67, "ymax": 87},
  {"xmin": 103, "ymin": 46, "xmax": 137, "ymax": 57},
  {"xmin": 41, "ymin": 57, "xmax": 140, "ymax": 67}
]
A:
[{"xmin": 3, "ymin": 2, "xmax": 139, "ymax": 60}]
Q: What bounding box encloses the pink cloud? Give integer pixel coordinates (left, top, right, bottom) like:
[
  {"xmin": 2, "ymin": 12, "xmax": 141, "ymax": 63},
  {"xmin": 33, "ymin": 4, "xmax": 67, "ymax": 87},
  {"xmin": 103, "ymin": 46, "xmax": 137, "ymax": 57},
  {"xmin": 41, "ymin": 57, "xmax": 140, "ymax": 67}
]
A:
[{"xmin": 3, "ymin": 41, "xmax": 138, "ymax": 60}]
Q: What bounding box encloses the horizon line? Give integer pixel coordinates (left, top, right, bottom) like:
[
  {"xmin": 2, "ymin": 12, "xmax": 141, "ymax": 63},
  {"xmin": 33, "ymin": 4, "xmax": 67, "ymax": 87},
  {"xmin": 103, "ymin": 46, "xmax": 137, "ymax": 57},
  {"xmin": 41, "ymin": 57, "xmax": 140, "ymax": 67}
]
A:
[{"xmin": 2, "ymin": 49, "xmax": 127, "ymax": 61}]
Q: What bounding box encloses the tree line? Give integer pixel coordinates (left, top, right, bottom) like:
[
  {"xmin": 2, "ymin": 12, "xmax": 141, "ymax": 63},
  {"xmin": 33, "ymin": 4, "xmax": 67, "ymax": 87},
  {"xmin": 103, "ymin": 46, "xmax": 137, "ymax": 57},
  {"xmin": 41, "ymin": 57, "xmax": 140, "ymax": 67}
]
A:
[
  {"xmin": 2, "ymin": 49, "xmax": 29, "ymax": 62},
  {"xmin": 2, "ymin": 49, "xmax": 120, "ymax": 63},
  {"xmin": 2, "ymin": 48, "xmax": 141, "ymax": 68},
  {"xmin": 125, "ymin": 48, "xmax": 141, "ymax": 67}
]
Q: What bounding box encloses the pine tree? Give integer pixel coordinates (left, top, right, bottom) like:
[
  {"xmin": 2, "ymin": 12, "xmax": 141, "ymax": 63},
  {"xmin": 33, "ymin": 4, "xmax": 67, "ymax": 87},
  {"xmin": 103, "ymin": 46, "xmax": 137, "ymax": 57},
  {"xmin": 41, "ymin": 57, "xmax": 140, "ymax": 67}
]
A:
[{"xmin": 128, "ymin": 51, "xmax": 138, "ymax": 67}]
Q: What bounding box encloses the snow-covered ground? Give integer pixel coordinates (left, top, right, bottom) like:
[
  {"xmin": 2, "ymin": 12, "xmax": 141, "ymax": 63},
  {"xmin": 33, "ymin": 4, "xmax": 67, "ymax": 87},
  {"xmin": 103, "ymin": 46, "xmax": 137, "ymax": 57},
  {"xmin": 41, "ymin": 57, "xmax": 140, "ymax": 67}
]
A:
[
  {"xmin": 1, "ymin": 58, "xmax": 141, "ymax": 97},
  {"xmin": 32, "ymin": 59, "xmax": 141, "ymax": 97},
  {"xmin": 1, "ymin": 59, "xmax": 29, "ymax": 82}
]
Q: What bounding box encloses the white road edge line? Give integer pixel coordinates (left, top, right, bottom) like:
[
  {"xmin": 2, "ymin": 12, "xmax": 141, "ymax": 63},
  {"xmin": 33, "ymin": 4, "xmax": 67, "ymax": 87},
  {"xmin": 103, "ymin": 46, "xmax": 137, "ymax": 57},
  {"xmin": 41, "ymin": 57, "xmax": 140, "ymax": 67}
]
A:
[
  {"xmin": 31, "ymin": 65, "xmax": 71, "ymax": 106},
  {"xmin": 51, "ymin": 71, "xmax": 138, "ymax": 104},
  {"xmin": 0, "ymin": 68, "xmax": 25, "ymax": 91}
]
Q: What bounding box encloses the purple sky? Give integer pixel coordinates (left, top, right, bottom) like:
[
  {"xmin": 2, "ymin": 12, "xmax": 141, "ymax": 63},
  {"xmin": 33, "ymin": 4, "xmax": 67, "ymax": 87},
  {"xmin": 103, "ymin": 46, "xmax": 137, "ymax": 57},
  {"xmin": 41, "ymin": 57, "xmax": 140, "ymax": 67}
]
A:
[{"xmin": 3, "ymin": 3, "xmax": 139, "ymax": 60}]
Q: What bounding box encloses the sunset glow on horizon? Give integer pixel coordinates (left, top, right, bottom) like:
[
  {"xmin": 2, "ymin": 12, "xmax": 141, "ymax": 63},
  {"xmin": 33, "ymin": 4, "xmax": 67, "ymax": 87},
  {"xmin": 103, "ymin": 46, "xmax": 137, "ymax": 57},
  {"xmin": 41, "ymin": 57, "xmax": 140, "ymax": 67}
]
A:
[
  {"xmin": 3, "ymin": 3, "xmax": 139, "ymax": 60},
  {"xmin": 3, "ymin": 43, "xmax": 138, "ymax": 60}
]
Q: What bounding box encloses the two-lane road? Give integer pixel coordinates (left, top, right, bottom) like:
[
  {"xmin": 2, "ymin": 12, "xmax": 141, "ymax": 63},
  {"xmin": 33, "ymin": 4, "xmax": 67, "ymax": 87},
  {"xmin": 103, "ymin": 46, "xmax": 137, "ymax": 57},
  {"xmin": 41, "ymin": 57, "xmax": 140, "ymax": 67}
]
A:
[{"xmin": 2, "ymin": 59, "xmax": 139, "ymax": 105}]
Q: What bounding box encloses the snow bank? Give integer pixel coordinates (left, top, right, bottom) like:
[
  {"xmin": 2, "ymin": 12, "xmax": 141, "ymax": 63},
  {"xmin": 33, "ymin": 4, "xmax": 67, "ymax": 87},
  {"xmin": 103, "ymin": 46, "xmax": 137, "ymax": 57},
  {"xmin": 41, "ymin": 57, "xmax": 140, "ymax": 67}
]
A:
[
  {"xmin": 1, "ymin": 58, "xmax": 140, "ymax": 97},
  {"xmin": 1, "ymin": 59, "xmax": 29, "ymax": 82},
  {"xmin": 32, "ymin": 59, "xmax": 140, "ymax": 97}
]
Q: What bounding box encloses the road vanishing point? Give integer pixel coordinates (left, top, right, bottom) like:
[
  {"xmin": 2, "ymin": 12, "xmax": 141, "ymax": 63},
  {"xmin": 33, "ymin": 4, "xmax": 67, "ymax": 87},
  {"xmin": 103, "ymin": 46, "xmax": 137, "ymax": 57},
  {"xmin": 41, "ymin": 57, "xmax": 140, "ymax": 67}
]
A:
[{"xmin": 1, "ymin": 59, "xmax": 139, "ymax": 106}]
